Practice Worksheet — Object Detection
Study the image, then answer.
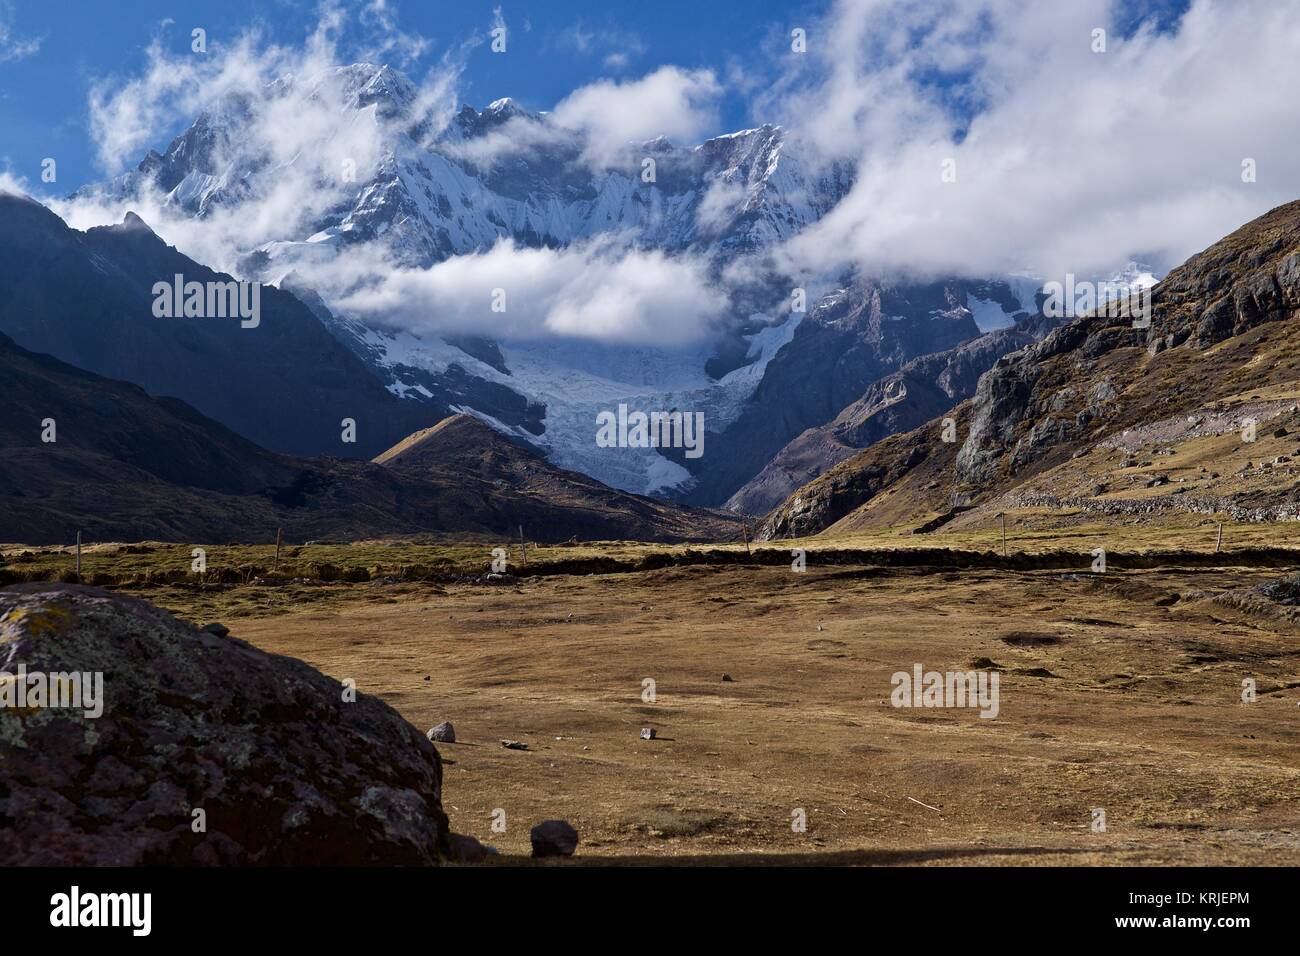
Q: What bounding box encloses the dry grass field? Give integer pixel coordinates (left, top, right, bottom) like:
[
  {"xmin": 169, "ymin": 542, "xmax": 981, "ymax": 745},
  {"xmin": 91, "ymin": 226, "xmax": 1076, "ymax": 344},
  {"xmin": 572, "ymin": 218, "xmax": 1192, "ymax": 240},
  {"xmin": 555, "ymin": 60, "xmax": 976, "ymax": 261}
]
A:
[{"xmin": 6, "ymin": 526, "xmax": 1299, "ymax": 865}]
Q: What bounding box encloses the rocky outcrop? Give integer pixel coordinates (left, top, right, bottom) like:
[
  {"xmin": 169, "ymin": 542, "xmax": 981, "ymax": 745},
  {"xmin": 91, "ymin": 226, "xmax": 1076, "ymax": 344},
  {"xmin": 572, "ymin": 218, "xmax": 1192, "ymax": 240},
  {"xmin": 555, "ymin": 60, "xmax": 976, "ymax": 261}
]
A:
[
  {"xmin": 956, "ymin": 200, "xmax": 1300, "ymax": 488},
  {"xmin": 758, "ymin": 421, "xmax": 951, "ymax": 540},
  {"xmin": 530, "ymin": 820, "xmax": 579, "ymax": 858},
  {"xmin": 0, "ymin": 584, "xmax": 450, "ymax": 865},
  {"xmin": 683, "ymin": 279, "xmax": 993, "ymax": 507},
  {"xmin": 727, "ymin": 313, "xmax": 1057, "ymax": 514}
]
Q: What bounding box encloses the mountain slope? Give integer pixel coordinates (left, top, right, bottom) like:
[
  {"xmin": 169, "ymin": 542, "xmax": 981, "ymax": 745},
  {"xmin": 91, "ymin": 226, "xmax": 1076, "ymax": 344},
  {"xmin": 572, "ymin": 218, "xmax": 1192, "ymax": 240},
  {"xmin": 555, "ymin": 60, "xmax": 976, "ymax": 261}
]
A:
[
  {"xmin": 0, "ymin": 193, "xmax": 448, "ymax": 459},
  {"xmin": 374, "ymin": 414, "xmax": 740, "ymax": 541},
  {"xmin": 726, "ymin": 312, "xmax": 1058, "ymax": 514},
  {"xmin": 675, "ymin": 279, "xmax": 993, "ymax": 506},
  {"xmin": 0, "ymin": 332, "xmax": 738, "ymax": 545},
  {"xmin": 760, "ymin": 200, "xmax": 1300, "ymax": 540}
]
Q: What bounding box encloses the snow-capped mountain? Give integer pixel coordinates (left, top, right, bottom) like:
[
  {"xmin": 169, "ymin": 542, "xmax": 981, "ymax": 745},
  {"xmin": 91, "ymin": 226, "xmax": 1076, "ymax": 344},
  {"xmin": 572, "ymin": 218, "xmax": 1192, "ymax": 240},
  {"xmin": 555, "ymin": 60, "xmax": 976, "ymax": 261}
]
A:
[
  {"xmin": 92, "ymin": 64, "xmax": 853, "ymax": 267},
  {"xmin": 77, "ymin": 62, "xmax": 1037, "ymax": 504}
]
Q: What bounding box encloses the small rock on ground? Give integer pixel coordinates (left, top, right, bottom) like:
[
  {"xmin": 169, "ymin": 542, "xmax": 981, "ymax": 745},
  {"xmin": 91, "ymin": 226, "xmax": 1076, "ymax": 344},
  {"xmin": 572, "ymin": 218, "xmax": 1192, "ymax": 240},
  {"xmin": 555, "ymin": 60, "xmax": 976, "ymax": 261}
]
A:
[
  {"xmin": 427, "ymin": 721, "xmax": 456, "ymax": 743},
  {"xmin": 443, "ymin": 832, "xmax": 498, "ymax": 863},
  {"xmin": 530, "ymin": 820, "xmax": 579, "ymax": 858}
]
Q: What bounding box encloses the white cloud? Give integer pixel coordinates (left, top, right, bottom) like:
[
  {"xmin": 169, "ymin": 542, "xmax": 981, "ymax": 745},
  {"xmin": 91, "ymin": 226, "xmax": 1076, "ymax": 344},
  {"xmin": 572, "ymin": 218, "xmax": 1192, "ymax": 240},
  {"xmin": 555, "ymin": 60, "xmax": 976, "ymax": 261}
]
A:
[
  {"xmin": 695, "ymin": 177, "xmax": 746, "ymax": 234},
  {"xmin": 0, "ymin": 169, "xmax": 29, "ymax": 195},
  {"xmin": 546, "ymin": 20, "xmax": 646, "ymax": 71},
  {"xmin": 441, "ymin": 64, "xmax": 724, "ymax": 172},
  {"xmin": 323, "ymin": 238, "xmax": 729, "ymax": 344},
  {"xmin": 551, "ymin": 66, "xmax": 722, "ymax": 166},
  {"xmin": 0, "ymin": 2, "xmax": 40, "ymax": 64},
  {"xmin": 439, "ymin": 110, "xmax": 566, "ymax": 170},
  {"xmin": 49, "ymin": 4, "xmax": 737, "ymax": 347},
  {"xmin": 359, "ymin": 0, "xmax": 431, "ymax": 65},
  {"xmin": 56, "ymin": 5, "xmax": 468, "ymax": 278},
  {"xmin": 555, "ymin": 24, "xmax": 595, "ymax": 54},
  {"xmin": 761, "ymin": 0, "xmax": 1300, "ymax": 282}
]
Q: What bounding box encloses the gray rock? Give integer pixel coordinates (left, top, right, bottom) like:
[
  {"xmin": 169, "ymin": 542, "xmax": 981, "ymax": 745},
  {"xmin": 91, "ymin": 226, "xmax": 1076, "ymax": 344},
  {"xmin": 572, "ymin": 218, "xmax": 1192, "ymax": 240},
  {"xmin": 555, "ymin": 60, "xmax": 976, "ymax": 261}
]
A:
[
  {"xmin": 427, "ymin": 721, "xmax": 456, "ymax": 743},
  {"xmin": 530, "ymin": 819, "xmax": 579, "ymax": 858},
  {"xmin": 443, "ymin": 832, "xmax": 498, "ymax": 863},
  {"xmin": 501, "ymin": 739, "xmax": 528, "ymax": 750},
  {"xmin": 0, "ymin": 584, "xmax": 449, "ymax": 866},
  {"xmin": 640, "ymin": 727, "xmax": 657, "ymax": 740}
]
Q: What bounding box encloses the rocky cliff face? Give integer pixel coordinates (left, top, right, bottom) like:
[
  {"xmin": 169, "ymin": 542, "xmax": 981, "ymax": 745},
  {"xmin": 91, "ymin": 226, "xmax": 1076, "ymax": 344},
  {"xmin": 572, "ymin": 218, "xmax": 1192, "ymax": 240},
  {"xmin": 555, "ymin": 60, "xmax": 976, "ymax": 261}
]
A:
[
  {"xmin": 760, "ymin": 199, "xmax": 1300, "ymax": 540},
  {"xmin": 955, "ymin": 200, "xmax": 1300, "ymax": 490},
  {"xmin": 0, "ymin": 584, "xmax": 449, "ymax": 865},
  {"xmin": 678, "ymin": 279, "xmax": 1014, "ymax": 507},
  {"xmin": 727, "ymin": 313, "xmax": 1058, "ymax": 514}
]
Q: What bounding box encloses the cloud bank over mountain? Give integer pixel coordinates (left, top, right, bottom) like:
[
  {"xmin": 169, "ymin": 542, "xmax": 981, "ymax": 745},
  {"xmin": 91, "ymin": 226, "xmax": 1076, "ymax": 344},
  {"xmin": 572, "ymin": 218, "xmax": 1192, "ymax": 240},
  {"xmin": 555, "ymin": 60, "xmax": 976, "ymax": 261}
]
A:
[
  {"xmin": 330, "ymin": 238, "xmax": 729, "ymax": 344},
  {"xmin": 34, "ymin": 0, "xmax": 1300, "ymax": 346}
]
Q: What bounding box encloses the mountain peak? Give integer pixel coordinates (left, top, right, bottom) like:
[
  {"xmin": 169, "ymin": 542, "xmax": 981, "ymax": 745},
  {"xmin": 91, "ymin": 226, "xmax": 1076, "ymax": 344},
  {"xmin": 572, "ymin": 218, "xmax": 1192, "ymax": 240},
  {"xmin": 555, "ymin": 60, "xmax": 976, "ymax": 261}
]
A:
[
  {"xmin": 88, "ymin": 209, "xmax": 163, "ymax": 245},
  {"xmin": 373, "ymin": 413, "xmax": 504, "ymax": 468},
  {"xmin": 0, "ymin": 188, "xmax": 41, "ymax": 207},
  {"xmin": 476, "ymin": 96, "xmax": 540, "ymax": 126},
  {"xmin": 120, "ymin": 211, "xmax": 152, "ymax": 232},
  {"xmin": 353, "ymin": 63, "xmax": 417, "ymax": 115}
]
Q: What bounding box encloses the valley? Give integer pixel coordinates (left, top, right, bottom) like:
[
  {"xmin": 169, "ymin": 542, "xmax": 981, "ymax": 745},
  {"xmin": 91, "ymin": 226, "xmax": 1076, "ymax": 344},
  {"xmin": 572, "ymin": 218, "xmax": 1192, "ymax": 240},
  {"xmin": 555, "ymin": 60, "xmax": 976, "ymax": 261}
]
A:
[
  {"xmin": 5, "ymin": 527, "xmax": 1298, "ymax": 864},
  {"xmin": 3, "ymin": 2, "xmax": 1300, "ymax": 885}
]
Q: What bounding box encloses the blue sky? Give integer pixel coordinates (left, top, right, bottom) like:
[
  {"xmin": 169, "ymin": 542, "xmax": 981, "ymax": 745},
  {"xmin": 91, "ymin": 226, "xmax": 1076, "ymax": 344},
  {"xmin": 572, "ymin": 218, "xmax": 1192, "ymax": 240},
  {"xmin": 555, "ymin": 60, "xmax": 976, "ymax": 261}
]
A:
[{"xmin": 0, "ymin": 0, "xmax": 827, "ymax": 191}]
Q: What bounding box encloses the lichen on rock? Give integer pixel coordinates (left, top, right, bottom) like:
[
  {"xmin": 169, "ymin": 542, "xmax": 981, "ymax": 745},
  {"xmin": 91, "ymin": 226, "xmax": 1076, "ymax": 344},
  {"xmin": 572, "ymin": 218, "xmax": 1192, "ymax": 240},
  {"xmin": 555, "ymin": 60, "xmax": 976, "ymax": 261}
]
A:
[{"xmin": 0, "ymin": 584, "xmax": 449, "ymax": 865}]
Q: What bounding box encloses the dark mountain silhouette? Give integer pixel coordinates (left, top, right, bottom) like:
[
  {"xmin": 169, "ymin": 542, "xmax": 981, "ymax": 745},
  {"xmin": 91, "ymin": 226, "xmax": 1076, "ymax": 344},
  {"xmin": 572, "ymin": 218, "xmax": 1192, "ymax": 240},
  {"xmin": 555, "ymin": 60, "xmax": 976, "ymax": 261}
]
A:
[
  {"xmin": 0, "ymin": 331, "xmax": 737, "ymax": 545},
  {"xmin": 0, "ymin": 193, "xmax": 464, "ymax": 459}
]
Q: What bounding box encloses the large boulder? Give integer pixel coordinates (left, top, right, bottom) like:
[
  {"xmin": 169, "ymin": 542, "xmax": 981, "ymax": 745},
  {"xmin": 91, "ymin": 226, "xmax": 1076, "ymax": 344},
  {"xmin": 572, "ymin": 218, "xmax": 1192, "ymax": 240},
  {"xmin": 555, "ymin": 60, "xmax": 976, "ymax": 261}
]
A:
[{"xmin": 0, "ymin": 584, "xmax": 449, "ymax": 865}]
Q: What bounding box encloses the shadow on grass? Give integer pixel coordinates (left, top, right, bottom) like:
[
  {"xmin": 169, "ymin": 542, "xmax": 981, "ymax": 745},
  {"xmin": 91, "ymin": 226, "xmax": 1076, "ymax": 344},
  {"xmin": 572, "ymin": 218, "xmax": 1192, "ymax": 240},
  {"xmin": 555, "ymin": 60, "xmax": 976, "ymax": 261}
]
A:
[{"xmin": 465, "ymin": 844, "xmax": 1108, "ymax": 867}]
